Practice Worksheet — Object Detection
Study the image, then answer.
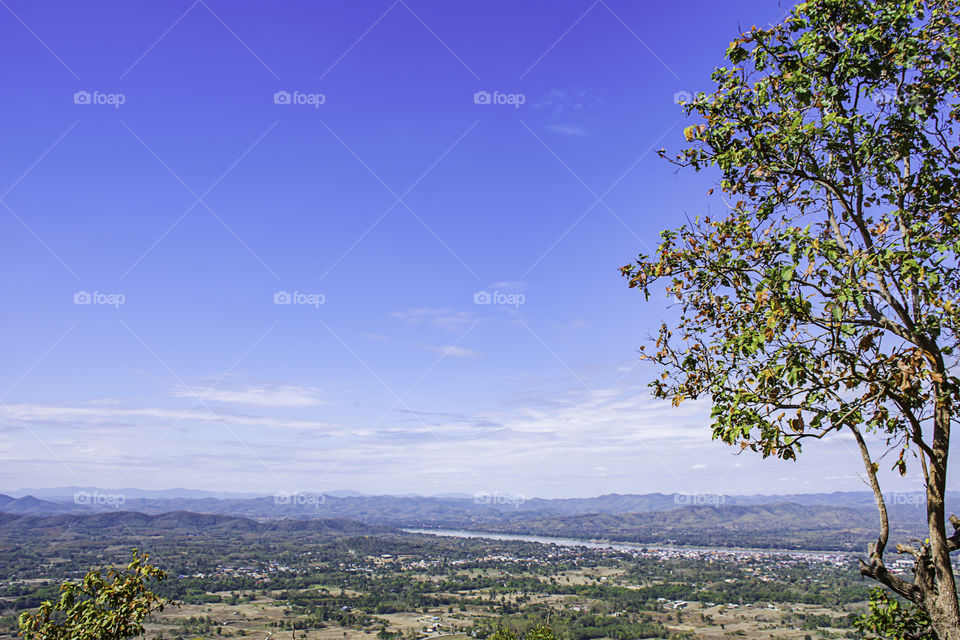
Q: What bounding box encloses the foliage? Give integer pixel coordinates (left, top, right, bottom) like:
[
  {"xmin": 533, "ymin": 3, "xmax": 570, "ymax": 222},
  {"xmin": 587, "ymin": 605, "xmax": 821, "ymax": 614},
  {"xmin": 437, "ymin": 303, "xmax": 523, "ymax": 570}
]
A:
[
  {"xmin": 855, "ymin": 587, "xmax": 935, "ymax": 640},
  {"xmin": 18, "ymin": 550, "xmax": 172, "ymax": 640},
  {"xmin": 622, "ymin": 0, "xmax": 960, "ymax": 466},
  {"xmin": 489, "ymin": 628, "xmax": 519, "ymax": 640},
  {"xmin": 523, "ymin": 626, "xmax": 557, "ymax": 640}
]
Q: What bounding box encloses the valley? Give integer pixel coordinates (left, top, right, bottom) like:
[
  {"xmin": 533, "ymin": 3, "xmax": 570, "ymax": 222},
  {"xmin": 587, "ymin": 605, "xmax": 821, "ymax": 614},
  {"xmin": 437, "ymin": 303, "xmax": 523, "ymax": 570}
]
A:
[{"xmin": 0, "ymin": 509, "xmax": 892, "ymax": 640}]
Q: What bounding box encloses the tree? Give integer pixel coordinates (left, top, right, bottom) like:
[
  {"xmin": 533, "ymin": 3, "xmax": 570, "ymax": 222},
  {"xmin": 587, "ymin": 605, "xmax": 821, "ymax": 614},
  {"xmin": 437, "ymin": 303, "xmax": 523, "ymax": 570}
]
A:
[
  {"xmin": 488, "ymin": 628, "xmax": 518, "ymax": 640},
  {"xmin": 620, "ymin": 0, "xmax": 960, "ymax": 637},
  {"xmin": 19, "ymin": 550, "xmax": 172, "ymax": 640},
  {"xmin": 857, "ymin": 587, "xmax": 936, "ymax": 640},
  {"xmin": 524, "ymin": 626, "xmax": 556, "ymax": 640}
]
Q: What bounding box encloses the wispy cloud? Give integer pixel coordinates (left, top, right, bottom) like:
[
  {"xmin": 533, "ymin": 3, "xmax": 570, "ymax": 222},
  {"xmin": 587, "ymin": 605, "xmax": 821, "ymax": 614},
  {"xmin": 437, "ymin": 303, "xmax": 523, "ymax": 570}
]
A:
[
  {"xmin": 533, "ymin": 88, "xmax": 604, "ymax": 137},
  {"xmin": 388, "ymin": 307, "xmax": 477, "ymax": 332},
  {"xmin": 556, "ymin": 318, "xmax": 586, "ymax": 331},
  {"xmin": 533, "ymin": 89, "xmax": 605, "ymax": 115},
  {"xmin": 488, "ymin": 280, "xmax": 527, "ymax": 292},
  {"xmin": 0, "ymin": 403, "xmax": 337, "ymax": 431},
  {"xmin": 170, "ymin": 383, "xmax": 326, "ymax": 407},
  {"xmin": 412, "ymin": 343, "xmax": 480, "ymax": 358},
  {"xmin": 0, "ymin": 372, "xmax": 928, "ymax": 497}
]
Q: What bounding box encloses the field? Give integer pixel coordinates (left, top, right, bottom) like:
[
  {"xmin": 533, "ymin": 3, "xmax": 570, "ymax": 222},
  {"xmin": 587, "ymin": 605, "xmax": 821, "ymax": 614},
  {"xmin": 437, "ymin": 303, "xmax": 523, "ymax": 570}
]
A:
[{"xmin": 135, "ymin": 596, "xmax": 860, "ymax": 640}]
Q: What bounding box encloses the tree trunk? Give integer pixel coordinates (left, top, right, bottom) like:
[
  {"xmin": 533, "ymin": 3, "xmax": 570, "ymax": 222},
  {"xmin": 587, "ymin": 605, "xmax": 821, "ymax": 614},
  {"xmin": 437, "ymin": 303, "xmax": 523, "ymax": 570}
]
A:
[{"xmin": 926, "ymin": 396, "xmax": 960, "ymax": 640}]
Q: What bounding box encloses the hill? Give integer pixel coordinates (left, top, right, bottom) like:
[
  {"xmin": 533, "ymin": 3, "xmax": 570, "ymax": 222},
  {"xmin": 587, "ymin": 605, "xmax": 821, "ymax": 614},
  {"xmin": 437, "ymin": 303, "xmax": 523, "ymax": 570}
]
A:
[
  {"xmin": 0, "ymin": 509, "xmax": 396, "ymax": 539},
  {"xmin": 455, "ymin": 503, "xmax": 908, "ymax": 551},
  {"xmin": 0, "ymin": 490, "xmax": 945, "ymax": 552},
  {"xmin": 0, "ymin": 494, "xmax": 78, "ymax": 515}
]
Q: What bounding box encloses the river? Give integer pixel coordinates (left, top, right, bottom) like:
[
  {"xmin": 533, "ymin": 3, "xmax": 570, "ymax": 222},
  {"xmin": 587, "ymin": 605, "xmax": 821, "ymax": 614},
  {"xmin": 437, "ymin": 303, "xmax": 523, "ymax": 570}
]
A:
[{"xmin": 402, "ymin": 527, "xmax": 856, "ymax": 558}]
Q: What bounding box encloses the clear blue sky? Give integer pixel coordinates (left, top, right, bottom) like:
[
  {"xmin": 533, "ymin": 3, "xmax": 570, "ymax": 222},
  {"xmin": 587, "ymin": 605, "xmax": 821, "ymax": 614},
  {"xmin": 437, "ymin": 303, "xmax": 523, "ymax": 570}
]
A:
[{"xmin": 0, "ymin": 0, "xmax": 943, "ymax": 498}]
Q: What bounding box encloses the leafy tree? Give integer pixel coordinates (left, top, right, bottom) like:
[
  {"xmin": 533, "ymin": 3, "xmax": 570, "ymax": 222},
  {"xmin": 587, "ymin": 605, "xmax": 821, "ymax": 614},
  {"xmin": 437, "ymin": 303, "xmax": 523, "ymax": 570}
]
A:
[
  {"xmin": 621, "ymin": 0, "xmax": 960, "ymax": 637},
  {"xmin": 524, "ymin": 626, "xmax": 557, "ymax": 640},
  {"xmin": 19, "ymin": 550, "xmax": 172, "ymax": 640},
  {"xmin": 857, "ymin": 587, "xmax": 936, "ymax": 640},
  {"xmin": 489, "ymin": 628, "xmax": 519, "ymax": 640}
]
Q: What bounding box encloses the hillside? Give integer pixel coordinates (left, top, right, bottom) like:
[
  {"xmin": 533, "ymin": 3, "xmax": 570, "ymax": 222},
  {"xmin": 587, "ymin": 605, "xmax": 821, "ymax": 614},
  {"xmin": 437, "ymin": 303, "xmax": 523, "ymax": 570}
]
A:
[
  {"xmin": 0, "ymin": 489, "xmax": 944, "ymax": 551},
  {"xmin": 0, "ymin": 510, "xmax": 396, "ymax": 539},
  {"xmin": 0, "ymin": 500, "xmax": 931, "ymax": 552},
  {"xmin": 0, "ymin": 490, "xmax": 945, "ymax": 552},
  {"xmin": 455, "ymin": 503, "xmax": 912, "ymax": 551}
]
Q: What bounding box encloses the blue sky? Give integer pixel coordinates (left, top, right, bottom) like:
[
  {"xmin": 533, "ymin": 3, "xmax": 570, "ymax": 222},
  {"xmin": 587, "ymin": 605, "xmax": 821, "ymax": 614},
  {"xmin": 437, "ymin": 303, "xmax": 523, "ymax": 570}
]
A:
[{"xmin": 0, "ymin": 0, "xmax": 945, "ymax": 498}]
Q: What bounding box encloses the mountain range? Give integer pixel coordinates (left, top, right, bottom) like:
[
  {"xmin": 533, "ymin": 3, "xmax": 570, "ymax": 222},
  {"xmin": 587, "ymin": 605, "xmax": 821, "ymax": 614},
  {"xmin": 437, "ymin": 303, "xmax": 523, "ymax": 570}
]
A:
[
  {"xmin": 0, "ymin": 489, "xmax": 946, "ymax": 530},
  {"xmin": 0, "ymin": 497, "xmax": 934, "ymax": 552},
  {"xmin": 1, "ymin": 489, "xmax": 948, "ymax": 516},
  {"xmin": 7, "ymin": 487, "xmax": 371, "ymax": 501},
  {"xmin": 0, "ymin": 488, "xmax": 951, "ymax": 551}
]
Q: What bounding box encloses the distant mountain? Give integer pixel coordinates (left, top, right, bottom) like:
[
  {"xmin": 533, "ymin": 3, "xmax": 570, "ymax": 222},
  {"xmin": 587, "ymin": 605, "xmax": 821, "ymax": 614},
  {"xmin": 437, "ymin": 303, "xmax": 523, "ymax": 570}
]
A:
[
  {"xmin": 456, "ymin": 503, "xmax": 919, "ymax": 551},
  {"xmin": 0, "ymin": 489, "xmax": 951, "ymax": 538},
  {"xmin": 510, "ymin": 491, "xmax": 953, "ymax": 515},
  {"xmin": 0, "ymin": 489, "xmax": 945, "ymax": 551},
  {"xmin": 0, "ymin": 493, "xmax": 82, "ymax": 515},
  {"xmin": 9, "ymin": 486, "xmax": 268, "ymax": 500},
  {"xmin": 0, "ymin": 510, "xmax": 395, "ymax": 538},
  {"xmin": 0, "ymin": 503, "xmax": 919, "ymax": 552}
]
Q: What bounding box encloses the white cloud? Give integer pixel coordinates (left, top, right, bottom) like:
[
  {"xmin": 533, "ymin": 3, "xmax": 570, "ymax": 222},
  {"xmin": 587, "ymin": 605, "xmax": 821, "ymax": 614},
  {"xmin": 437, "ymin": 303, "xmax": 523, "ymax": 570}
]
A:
[
  {"xmin": 5, "ymin": 370, "xmax": 946, "ymax": 498},
  {"xmin": 413, "ymin": 343, "xmax": 480, "ymax": 358},
  {"xmin": 533, "ymin": 89, "xmax": 604, "ymax": 114},
  {"xmin": 532, "ymin": 89, "xmax": 603, "ymax": 138},
  {"xmin": 170, "ymin": 383, "xmax": 325, "ymax": 407},
  {"xmin": 0, "ymin": 403, "xmax": 336, "ymax": 431}
]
